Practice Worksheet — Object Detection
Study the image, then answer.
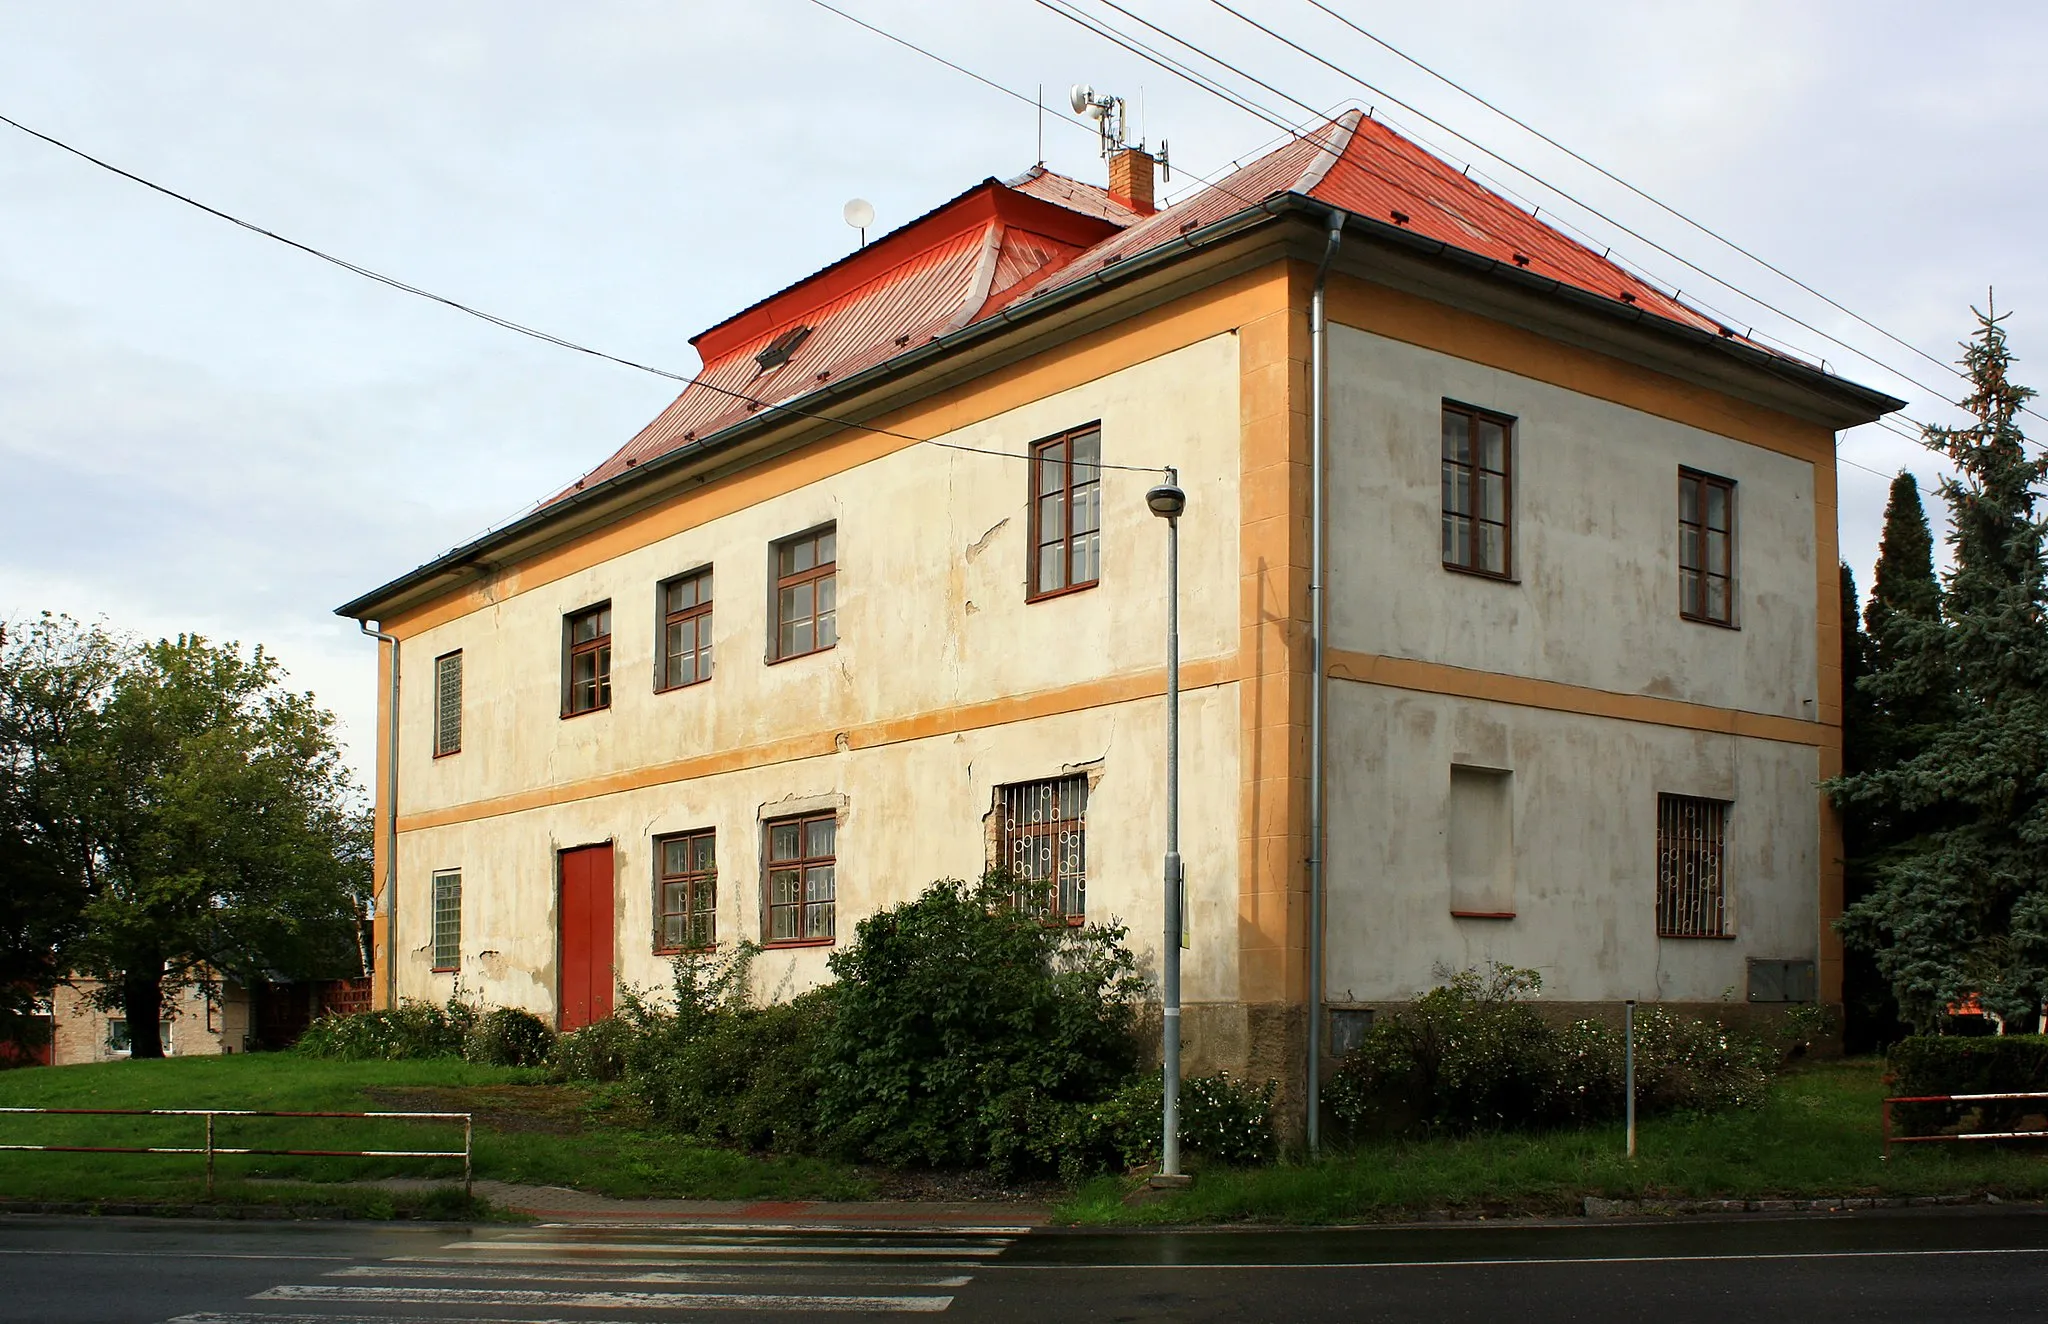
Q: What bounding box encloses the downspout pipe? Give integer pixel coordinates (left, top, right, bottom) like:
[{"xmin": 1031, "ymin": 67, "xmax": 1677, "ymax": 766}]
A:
[
  {"xmin": 358, "ymin": 620, "xmax": 400, "ymax": 1012},
  {"xmin": 1307, "ymin": 208, "xmax": 1346, "ymax": 1157}
]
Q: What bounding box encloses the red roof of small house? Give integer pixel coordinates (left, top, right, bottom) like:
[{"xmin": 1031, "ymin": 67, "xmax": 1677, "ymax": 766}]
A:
[{"xmin": 550, "ymin": 112, "xmax": 1779, "ymax": 504}]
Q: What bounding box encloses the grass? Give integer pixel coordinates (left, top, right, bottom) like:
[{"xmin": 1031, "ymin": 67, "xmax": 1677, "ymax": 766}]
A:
[
  {"xmin": 1060, "ymin": 1058, "xmax": 2048, "ymax": 1225},
  {"xmin": 0, "ymin": 1053, "xmax": 872, "ymax": 1212}
]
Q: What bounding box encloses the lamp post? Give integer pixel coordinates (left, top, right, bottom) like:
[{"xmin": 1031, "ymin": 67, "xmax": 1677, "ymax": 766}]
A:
[{"xmin": 1146, "ymin": 467, "xmax": 1188, "ymax": 1181}]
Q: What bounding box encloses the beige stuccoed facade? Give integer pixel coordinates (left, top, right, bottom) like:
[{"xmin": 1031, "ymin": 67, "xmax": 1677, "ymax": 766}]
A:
[{"xmin": 345, "ymin": 200, "xmax": 1896, "ymax": 1119}]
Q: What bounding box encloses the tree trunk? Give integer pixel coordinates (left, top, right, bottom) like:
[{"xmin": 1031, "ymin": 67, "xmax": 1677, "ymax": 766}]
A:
[{"xmin": 122, "ymin": 968, "xmax": 165, "ymax": 1059}]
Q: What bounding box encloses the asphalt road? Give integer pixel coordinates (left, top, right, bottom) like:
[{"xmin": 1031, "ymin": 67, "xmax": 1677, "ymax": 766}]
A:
[{"xmin": 3, "ymin": 1208, "xmax": 2047, "ymax": 1323}]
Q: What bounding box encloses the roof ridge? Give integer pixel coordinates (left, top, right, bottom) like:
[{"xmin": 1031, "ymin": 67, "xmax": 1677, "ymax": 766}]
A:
[{"xmin": 1294, "ymin": 108, "xmax": 1364, "ymax": 196}]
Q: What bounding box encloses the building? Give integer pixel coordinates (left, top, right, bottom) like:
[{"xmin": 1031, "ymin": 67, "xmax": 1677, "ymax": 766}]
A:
[
  {"xmin": 338, "ymin": 111, "xmax": 1900, "ymax": 1108},
  {"xmin": 45, "ymin": 979, "xmax": 250, "ymax": 1065}
]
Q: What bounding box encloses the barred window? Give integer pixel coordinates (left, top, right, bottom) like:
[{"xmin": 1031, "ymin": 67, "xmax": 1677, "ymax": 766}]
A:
[
  {"xmin": 765, "ymin": 813, "xmax": 835, "ymax": 943},
  {"xmin": 564, "ymin": 603, "xmax": 612, "ymax": 715},
  {"xmin": 1679, "ymin": 470, "xmax": 1737, "ymax": 625},
  {"xmin": 433, "ymin": 650, "xmax": 462, "ymax": 757},
  {"xmin": 995, "ymin": 776, "xmax": 1088, "ymax": 923},
  {"xmin": 1442, "ymin": 402, "xmax": 1513, "ymax": 577},
  {"xmin": 1656, "ymin": 795, "xmax": 1729, "ymax": 938},
  {"xmin": 659, "ymin": 569, "xmax": 713, "ymax": 690},
  {"xmin": 1028, "ymin": 426, "xmax": 1102, "ymax": 599},
  {"xmin": 431, "ymin": 869, "xmax": 462, "ymax": 970},
  {"xmin": 772, "ymin": 527, "xmax": 837, "ymax": 662},
  {"xmin": 656, "ymin": 829, "xmax": 717, "ymax": 952}
]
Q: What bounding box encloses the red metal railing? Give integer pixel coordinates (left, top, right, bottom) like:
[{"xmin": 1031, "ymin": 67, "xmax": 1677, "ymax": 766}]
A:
[
  {"xmin": 1882, "ymin": 1090, "xmax": 2048, "ymax": 1158},
  {"xmin": 0, "ymin": 1107, "xmax": 472, "ymax": 1196}
]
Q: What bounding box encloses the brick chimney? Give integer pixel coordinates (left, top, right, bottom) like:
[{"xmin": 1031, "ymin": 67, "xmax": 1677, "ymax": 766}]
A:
[{"xmin": 1108, "ymin": 147, "xmax": 1156, "ymax": 215}]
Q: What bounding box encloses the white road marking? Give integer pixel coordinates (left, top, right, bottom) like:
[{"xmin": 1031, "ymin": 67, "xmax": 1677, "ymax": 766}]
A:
[
  {"xmin": 391, "ymin": 1252, "xmax": 991, "ymax": 1270},
  {"xmin": 449, "ymin": 1239, "xmax": 1005, "ymax": 1257},
  {"xmin": 0, "ymin": 1248, "xmax": 355, "ymax": 1262},
  {"xmin": 532, "ymin": 1222, "xmax": 1035, "ymax": 1236},
  {"xmin": 985, "ymin": 1245, "xmax": 2048, "ymax": 1271},
  {"xmin": 255, "ymin": 1283, "xmax": 952, "ymax": 1311},
  {"xmin": 329, "ymin": 1262, "xmax": 974, "ymax": 1287}
]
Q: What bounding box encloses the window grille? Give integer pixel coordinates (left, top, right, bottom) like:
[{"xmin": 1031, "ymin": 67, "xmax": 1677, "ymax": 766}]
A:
[
  {"xmin": 660, "ymin": 570, "xmax": 713, "ymax": 690},
  {"xmin": 565, "ymin": 604, "xmax": 612, "ymax": 715},
  {"xmin": 1029, "ymin": 426, "xmax": 1102, "ymax": 598},
  {"xmin": 433, "ymin": 650, "xmax": 462, "ymax": 756},
  {"xmin": 431, "ymin": 869, "xmax": 462, "ymax": 970},
  {"xmin": 656, "ymin": 829, "xmax": 717, "ymax": 951},
  {"xmin": 1679, "ymin": 470, "xmax": 1737, "ymax": 625},
  {"xmin": 1656, "ymin": 795, "xmax": 1728, "ymax": 938},
  {"xmin": 1441, "ymin": 402, "xmax": 1513, "ymax": 577},
  {"xmin": 772, "ymin": 528, "xmax": 837, "ymax": 661},
  {"xmin": 764, "ymin": 813, "xmax": 835, "ymax": 942},
  {"xmin": 995, "ymin": 775, "xmax": 1088, "ymax": 922}
]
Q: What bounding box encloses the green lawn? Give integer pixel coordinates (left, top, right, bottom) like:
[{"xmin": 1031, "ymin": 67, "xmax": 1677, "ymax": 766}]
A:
[
  {"xmin": 1061, "ymin": 1058, "xmax": 2048, "ymax": 1225},
  {"xmin": 0, "ymin": 1053, "xmax": 871, "ymax": 1213}
]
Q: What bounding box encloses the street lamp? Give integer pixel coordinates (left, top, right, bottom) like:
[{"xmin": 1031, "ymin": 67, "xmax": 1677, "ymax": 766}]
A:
[{"xmin": 1146, "ymin": 468, "xmax": 1188, "ymax": 1182}]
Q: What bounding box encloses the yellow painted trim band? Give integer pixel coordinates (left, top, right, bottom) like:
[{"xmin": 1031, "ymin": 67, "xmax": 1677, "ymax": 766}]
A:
[
  {"xmin": 396, "ymin": 654, "xmax": 1240, "ymax": 834},
  {"xmin": 1326, "ymin": 648, "xmax": 1829, "ymax": 746}
]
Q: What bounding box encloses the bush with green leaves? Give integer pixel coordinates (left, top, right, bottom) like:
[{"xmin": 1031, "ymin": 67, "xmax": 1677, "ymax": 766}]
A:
[
  {"xmin": 295, "ymin": 998, "xmax": 475, "ymax": 1061},
  {"xmin": 1325, "ymin": 965, "xmax": 1781, "ymax": 1138},
  {"xmin": 608, "ymin": 947, "xmax": 837, "ymax": 1155},
  {"xmin": 1887, "ymin": 1035, "xmax": 2048, "ymax": 1137},
  {"xmin": 818, "ymin": 875, "xmax": 1146, "ymax": 1170},
  {"xmin": 1628, "ymin": 1006, "xmax": 1774, "ymax": 1114},
  {"xmin": 552, "ymin": 1016, "xmax": 634, "ymax": 1083},
  {"xmin": 1083, "ymin": 1070, "xmax": 1279, "ymax": 1169},
  {"xmin": 1326, "ymin": 965, "xmax": 1620, "ymax": 1136},
  {"xmin": 463, "ymin": 1007, "xmax": 555, "ymax": 1067}
]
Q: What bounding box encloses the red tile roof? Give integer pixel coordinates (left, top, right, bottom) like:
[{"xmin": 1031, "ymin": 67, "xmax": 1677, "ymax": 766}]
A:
[{"xmin": 553, "ymin": 113, "xmax": 1777, "ymax": 504}]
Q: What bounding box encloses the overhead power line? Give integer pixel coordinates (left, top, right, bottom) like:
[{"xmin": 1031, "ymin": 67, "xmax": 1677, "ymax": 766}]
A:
[
  {"xmin": 0, "ymin": 110, "xmax": 1168, "ymax": 477},
  {"xmin": 1293, "ymin": 0, "xmax": 1976, "ymax": 393}
]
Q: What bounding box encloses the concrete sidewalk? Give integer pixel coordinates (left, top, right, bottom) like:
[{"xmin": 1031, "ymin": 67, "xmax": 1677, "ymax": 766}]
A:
[{"xmin": 467, "ymin": 1179, "xmax": 1052, "ymax": 1230}]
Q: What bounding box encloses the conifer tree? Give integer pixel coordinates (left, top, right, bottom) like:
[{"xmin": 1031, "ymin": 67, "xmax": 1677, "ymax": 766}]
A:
[{"xmin": 1834, "ymin": 303, "xmax": 2048, "ymax": 1031}]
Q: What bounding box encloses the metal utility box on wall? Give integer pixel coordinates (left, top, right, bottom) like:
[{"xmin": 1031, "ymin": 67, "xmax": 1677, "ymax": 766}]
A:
[{"xmin": 1747, "ymin": 958, "xmax": 1817, "ymax": 1003}]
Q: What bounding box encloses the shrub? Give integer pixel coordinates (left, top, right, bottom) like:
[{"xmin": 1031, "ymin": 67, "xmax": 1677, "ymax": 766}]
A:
[
  {"xmin": 463, "ymin": 1007, "xmax": 555, "ymax": 1067},
  {"xmin": 1325, "ymin": 965, "xmax": 1780, "ymax": 1138},
  {"xmin": 1888, "ymin": 1035, "xmax": 2048, "ymax": 1137},
  {"xmin": 295, "ymin": 998, "xmax": 474, "ymax": 1060},
  {"xmin": 818, "ymin": 875, "xmax": 1146, "ymax": 1170},
  {"xmin": 1326, "ymin": 964, "xmax": 1615, "ymax": 1136},
  {"xmin": 597, "ymin": 946, "xmax": 836, "ymax": 1154},
  {"xmin": 1628, "ymin": 1007, "xmax": 1774, "ymax": 1114},
  {"xmin": 553, "ymin": 1016, "xmax": 634, "ymax": 1083}
]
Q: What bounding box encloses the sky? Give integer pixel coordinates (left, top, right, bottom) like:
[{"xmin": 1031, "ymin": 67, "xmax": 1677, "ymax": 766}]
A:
[{"xmin": 3, "ymin": 1, "xmax": 2043, "ymax": 788}]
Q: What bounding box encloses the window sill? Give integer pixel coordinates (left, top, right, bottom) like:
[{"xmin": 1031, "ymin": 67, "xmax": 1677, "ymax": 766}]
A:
[
  {"xmin": 560, "ymin": 705, "xmax": 612, "ymax": 720},
  {"xmin": 1656, "ymin": 931, "xmax": 1738, "ymax": 941},
  {"xmin": 431, "ymin": 965, "xmax": 458, "ymax": 973},
  {"xmin": 1443, "ymin": 563, "xmax": 1519, "ymax": 585},
  {"xmin": 654, "ymin": 676, "xmax": 713, "ymax": 695},
  {"xmin": 1450, "ymin": 910, "xmax": 1516, "ymax": 920},
  {"xmin": 766, "ymin": 642, "xmax": 837, "ymax": 668},
  {"xmin": 762, "ymin": 937, "xmax": 836, "ymax": 949},
  {"xmin": 654, "ymin": 943, "xmax": 717, "ymax": 957},
  {"xmin": 1679, "ymin": 612, "xmax": 1741, "ymax": 631},
  {"xmin": 432, "ymin": 748, "xmax": 460, "ymax": 760},
  {"xmin": 1026, "ymin": 580, "xmax": 1100, "ymax": 605}
]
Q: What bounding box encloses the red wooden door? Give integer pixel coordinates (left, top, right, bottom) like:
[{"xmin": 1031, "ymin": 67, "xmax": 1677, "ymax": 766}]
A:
[{"xmin": 557, "ymin": 843, "xmax": 616, "ymax": 1031}]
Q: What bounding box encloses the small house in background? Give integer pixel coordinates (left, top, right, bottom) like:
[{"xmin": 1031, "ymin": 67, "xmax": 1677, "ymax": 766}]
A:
[
  {"xmin": 46, "ymin": 978, "xmax": 250, "ymax": 1064},
  {"xmin": 339, "ymin": 108, "xmax": 1900, "ymax": 1123}
]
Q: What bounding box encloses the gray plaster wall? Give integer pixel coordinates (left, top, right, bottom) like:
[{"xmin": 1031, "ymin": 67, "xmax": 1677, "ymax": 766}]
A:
[
  {"xmin": 1324, "ymin": 323, "xmax": 1820, "ymax": 716},
  {"xmin": 1318, "ymin": 322, "xmax": 1827, "ymax": 1005},
  {"xmin": 1323, "ymin": 686, "xmax": 1820, "ymax": 1003}
]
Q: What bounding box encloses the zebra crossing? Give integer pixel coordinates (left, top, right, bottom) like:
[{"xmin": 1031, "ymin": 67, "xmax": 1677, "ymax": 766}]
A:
[{"xmin": 159, "ymin": 1221, "xmax": 1029, "ymax": 1321}]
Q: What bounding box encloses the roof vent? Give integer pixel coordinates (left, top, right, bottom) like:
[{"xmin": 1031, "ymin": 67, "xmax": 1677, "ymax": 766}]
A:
[
  {"xmin": 1389, "ymin": 209, "xmax": 1409, "ymax": 225},
  {"xmin": 755, "ymin": 325, "xmax": 813, "ymax": 374},
  {"xmin": 1618, "ymin": 291, "xmax": 1637, "ymax": 304},
  {"xmin": 1512, "ymin": 252, "xmax": 1530, "ymax": 267}
]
